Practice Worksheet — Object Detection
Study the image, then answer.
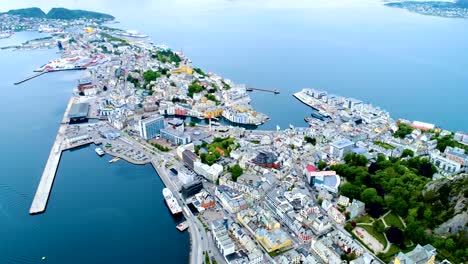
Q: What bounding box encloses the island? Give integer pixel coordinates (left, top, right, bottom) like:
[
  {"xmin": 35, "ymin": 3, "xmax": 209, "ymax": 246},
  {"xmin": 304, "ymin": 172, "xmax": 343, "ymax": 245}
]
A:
[
  {"xmin": 385, "ymin": 0, "xmax": 468, "ymax": 19},
  {"xmin": 1, "ymin": 9, "xmax": 467, "ymax": 264},
  {"xmin": 1, "ymin": 7, "xmax": 114, "ymax": 20}
]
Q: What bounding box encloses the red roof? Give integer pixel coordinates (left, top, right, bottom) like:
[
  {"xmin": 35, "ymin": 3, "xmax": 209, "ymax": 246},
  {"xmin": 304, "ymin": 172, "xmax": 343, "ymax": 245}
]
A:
[{"xmin": 306, "ymin": 164, "xmax": 317, "ymax": 172}]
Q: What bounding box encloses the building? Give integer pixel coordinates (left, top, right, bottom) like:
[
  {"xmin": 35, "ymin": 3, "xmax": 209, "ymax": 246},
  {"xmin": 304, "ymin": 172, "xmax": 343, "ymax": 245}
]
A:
[
  {"xmin": 252, "ymin": 151, "xmax": 280, "ymax": 169},
  {"xmin": 337, "ymin": 195, "xmax": 350, "ymax": 207},
  {"xmin": 330, "ymin": 138, "xmax": 355, "ymax": 159},
  {"xmin": 445, "ymin": 146, "xmax": 468, "ymax": 168},
  {"xmin": 429, "ymin": 152, "xmax": 462, "ymax": 175},
  {"xmin": 166, "ymin": 118, "xmax": 185, "ymax": 132},
  {"xmin": 392, "ymin": 244, "xmax": 436, "ymax": 264},
  {"xmin": 311, "ymin": 238, "xmax": 341, "ymax": 264},
  {"xmin": 255, "ymin": 228, "xmax": 292, "ymax": 253},
  {"xmin": 180, "ymin": 180, "xmax": 203, "ymax": 199},
  {"xmin": 307, "ymin": 171, "xmax": 341, "ymax": 193},
  {"xmin": 194, "ymin": 161, "xmax": 223, "ymax": 182},
  {"xmin": 160, "ymin": 127, "xmax": 191, "ymax": 145},
  {"xmin": 347, "ymin": 199, "xmax": 366, "ymax": 219},
  {"xmin": 139, "ymin": 115, "xmax": 164, "ymax": 140},
  {"xmin": 215, "ymin": 186, "xmax": 247, "ymax": 214},
  {"xmin": 182, "ymin": 149, "xmax": 199, "ymax": 170},
  {"xmin": 211, "ymin": 220, "xmax": 236, "ymax": 257},
  {"xmin": 68, "ymin": 102, "xmax": 89, "ymax": 124}
]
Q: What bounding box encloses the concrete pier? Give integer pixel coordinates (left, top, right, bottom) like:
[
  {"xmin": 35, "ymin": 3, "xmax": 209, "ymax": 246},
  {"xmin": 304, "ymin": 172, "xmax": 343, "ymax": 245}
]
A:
[
  {"xmin": 29, "ymin": 97, "xmax": 75, "ymax": 215},
  {"xmin": 29, "ymin": 125, "xmax": 65, "ymax": 214}
]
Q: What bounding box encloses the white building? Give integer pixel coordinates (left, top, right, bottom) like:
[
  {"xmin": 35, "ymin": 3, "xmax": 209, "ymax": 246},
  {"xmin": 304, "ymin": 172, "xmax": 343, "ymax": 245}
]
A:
[{"xmin": 194, "ymin": 161, "xmax": 223, "ymax": 182}]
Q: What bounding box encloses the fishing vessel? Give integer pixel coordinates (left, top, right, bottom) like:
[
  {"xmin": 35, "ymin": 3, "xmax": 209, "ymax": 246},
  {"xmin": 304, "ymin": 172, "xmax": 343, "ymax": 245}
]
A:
[
  {"xmin": 95, "ymin": 147, "xmax": 105, "ymax": 156},
  {"xmin": 163, "ymin": 188, "xmax": 182, "ymax": 215}
]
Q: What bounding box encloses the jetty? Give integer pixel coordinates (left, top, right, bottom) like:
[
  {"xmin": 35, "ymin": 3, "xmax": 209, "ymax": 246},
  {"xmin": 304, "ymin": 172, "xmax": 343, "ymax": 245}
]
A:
[
  {"xmin": 14, "ymin": 67, "xmax": 87, "ymax": 85},
  {"xmin": 29, "ymin": 125, "xmax": 65, "ymax": 214},
  {"xmin": 246, "ymin": 87, "xmax": 279, "ymax": 94},
  {"xmin": 29, "ymin": 97, "xmax": 75, "ymax": 215},
  {"xmin": 14, "ymin": 72, "xmax": 47, "ymax": 85}
]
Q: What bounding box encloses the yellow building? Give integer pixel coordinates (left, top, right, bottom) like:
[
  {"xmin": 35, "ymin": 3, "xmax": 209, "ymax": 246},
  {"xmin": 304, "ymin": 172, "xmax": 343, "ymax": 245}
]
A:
[
  {"xmin": 171, "ymin": 66, "xmax": 193, "ymax": 75},
  {"xmin": 255, "ymin": 228, "xmax": 292, "ymax": 253},
  {"xmin": 204, "ymin": 107, "xmax": 223, "ymax": 118},
  {"xmin": 84, "ymin": 27, "xmax": 95, "ymax": 33}
]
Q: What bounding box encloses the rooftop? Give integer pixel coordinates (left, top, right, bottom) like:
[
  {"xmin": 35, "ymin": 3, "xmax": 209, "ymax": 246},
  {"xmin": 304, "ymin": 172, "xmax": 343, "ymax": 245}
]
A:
[{"xmin": 68, "ymin": 102, "xmax": 89, "ymax": 118}]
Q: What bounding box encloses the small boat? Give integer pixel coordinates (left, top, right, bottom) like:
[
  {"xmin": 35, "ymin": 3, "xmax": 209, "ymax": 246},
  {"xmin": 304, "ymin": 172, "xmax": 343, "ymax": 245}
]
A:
[
  {"xmin": 109, "ymin": 157, "xmax": 121, "ymax": 163},
  {"xmin": 176, "ymin": 221, "xmax": 189, "ymax": 231},
  {"xmin": 95, "ymin": 147, "xmax": 105, "ymax": 156}
]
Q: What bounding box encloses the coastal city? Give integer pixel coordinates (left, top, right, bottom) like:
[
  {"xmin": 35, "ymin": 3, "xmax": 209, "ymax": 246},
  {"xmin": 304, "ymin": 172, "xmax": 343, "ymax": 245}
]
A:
[{"xmin": 1, "ymin": 7, "xmax": 467, "ymax": 264}]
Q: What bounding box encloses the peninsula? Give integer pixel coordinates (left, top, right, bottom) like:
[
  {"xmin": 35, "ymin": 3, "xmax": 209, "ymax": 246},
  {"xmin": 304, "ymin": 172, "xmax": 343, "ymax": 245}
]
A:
[{"xmin": 2, "ymin": 9, "xmax": 467, "ymax": 264}]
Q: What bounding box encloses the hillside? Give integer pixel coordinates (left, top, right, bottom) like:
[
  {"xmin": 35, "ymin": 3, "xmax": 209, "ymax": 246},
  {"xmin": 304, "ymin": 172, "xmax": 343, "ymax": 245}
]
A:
[
  {"xmin": 2, "ymin": 7, "xmax": 114, "ymax": 21},
  {"xmin": 46, "ymin": 8, "xmax": 114, "ymax": 20},
  {"xmin": 5, "ymin": 7, "xmax": 46, "ymax": 18}
]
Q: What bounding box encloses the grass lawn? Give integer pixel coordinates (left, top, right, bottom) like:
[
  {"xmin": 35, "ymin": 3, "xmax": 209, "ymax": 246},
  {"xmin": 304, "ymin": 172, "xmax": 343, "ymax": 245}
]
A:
[
  {"xmin": 361, "ymin": 223, "xmax": 388, "ymax": 248},
  {"xmin": 384, "ymin": 213, "xmax": 405, "ymax": 229},
  {"xmin": 379, "ymin": 244, "xmax": 401, "ymax": 263},
  {"xmin": 355, "ymin": 214, "xmax": 373, "ymax": 224}
]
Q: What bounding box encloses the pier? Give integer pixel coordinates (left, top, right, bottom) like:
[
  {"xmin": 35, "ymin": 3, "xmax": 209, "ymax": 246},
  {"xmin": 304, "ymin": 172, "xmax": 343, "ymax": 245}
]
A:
[
  {"xmin": 14, "ymin": 67, "xmax": 87, "ymax": 85},
  {"xmin": 29, "ymin": 97, "xmax": 75, "ymax": 215},
  {"xmin": 14, "ymin": 72, "xmax": 47, "ymax": 85},
  {"xmin": 246, "ymin": 87, "xmax": 280, "ymax": 94},
  {"xmin": 29, "ymin": 125, "xmax": 65, "ymax": 214}
]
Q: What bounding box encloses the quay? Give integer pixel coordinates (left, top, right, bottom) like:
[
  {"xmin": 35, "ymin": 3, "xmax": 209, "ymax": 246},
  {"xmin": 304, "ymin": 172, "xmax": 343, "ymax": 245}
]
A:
[{"xmin": 246, "ymin": 87, "xmax": 279, "ymax": 94}]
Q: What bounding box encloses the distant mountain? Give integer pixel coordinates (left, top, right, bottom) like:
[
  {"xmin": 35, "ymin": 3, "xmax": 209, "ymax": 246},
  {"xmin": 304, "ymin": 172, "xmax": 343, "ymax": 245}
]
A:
[
  {"xmin": 2, "ymin": 7, "xmax": 114, "ymax": 20},
  {"xmin": 46, "ymin": 8, "xmax": 114, "ymax": 20},
  {"xmin": 5, "ymin": 7, "xmax": 46, "ymax": 18}
]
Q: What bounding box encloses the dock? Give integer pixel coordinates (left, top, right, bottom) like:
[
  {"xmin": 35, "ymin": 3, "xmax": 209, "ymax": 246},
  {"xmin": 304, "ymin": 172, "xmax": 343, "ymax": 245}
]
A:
[
  {"xmin": 29, "ymin": 97, "xmax": 75, "ymax": 215},
  {"xmin": 246, "ymin": 87, "xmax": 279, "ymax": 94}
]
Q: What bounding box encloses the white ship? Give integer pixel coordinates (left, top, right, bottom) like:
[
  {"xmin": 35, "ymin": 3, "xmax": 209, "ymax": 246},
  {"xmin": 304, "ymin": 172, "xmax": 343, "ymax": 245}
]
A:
[
  {"xmin": 0, "ymin": 32, "xmax": 13, "ymax": 39},
  {"xmin": 163, "ymin": 188, "xmax": 182, "ymax": 215},
  {"xmin": 95, "ymin": 147, "xmax": 105, "ymax": 156}
]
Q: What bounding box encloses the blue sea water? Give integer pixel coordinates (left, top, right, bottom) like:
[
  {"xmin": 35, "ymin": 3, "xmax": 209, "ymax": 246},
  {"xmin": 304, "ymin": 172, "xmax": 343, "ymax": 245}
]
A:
[{"xmin": 0, "ymin": 0, "xmax": 468, "ymax": 263}]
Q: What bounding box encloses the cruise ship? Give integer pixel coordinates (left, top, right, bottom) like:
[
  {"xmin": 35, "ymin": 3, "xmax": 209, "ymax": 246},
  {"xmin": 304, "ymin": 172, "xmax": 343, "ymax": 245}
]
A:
[
  {"xmin": 163, "ymin": 188, "xmax": 182, "ymax": 215},
  {"xmin": 95, "ymin": 147, "xmax": 105, "ymax": 156}
]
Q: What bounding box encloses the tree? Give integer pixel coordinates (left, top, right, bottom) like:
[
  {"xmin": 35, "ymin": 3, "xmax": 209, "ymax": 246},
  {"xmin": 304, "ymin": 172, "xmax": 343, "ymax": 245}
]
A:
[
  {"xmin": 304, "ymin": 136, "xmax": 316, "ymax": 145},
  {"xmin": 143, "ymin": 70, "xmax": 161, "ymax": 83},
  {"xmin": 340, "ymin": 182, "xmax": 361, "ymax": 200},
  {"xmin": 394, "ymin": 123, "xmax": 414, "ymax": 138},
  {"xmin": 228, "ymin": 164, "xmax": 243, "ymax": 182},
  {"xmin": 444, "ymin": 238, "xmax": 455, "ymax": 251},
  {"xmin": 189, "ymin": 121, "xmax": 196, "ymax": 127},
  {"xmin": 386, "ymin": 227, "xmax": 404, "ymax": 244},
  {"xmin": 361, "ymin": 188, "xmax": 382, "ymax": 206},
  {"xmin": 401, "ymin": 149, "xmax": 414, "ymax": 158},
  {"xmin": 317, "ymin": 160, "xmax": 327, "ymax": 170}
]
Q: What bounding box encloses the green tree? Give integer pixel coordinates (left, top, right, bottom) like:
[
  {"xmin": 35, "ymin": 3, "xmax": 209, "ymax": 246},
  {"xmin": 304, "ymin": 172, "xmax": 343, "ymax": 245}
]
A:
[
  {"xmin": 401, "ymin": 149, "xmax": 414, "ymax": 158},
  {"xmin": 228, "ymin": 164, "xmax": 243, "ymax": 182},
  {"xmin": 317, "ymin": 160, "xmax": 327, "ymax": 170},
  {"xmin": 340, "ymin": 182, "xmax": 361, "ymax": 200},
  {"xmin": 394, "ymin": 123, "xmax": 414, "ymax": 138},
  {"xmin": 444, "ymin": 238, "xmax": 455, "ymax": 251},
  {"xmin": 143, "ymin": 70, "xmax": 161, "ymax": 83},
  {"xmin": 361, "ymin": 188, "xmax": 382, "ymax": 206}
]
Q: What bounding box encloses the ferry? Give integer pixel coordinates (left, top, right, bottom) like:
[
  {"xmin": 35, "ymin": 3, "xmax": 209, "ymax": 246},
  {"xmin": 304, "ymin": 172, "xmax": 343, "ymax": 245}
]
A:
[
  {"xmin": 95, "ymin": 147, "xmax": 105, "ymax": 156},
  {"xmin": 109, "ymin": 157, "xmax": 120, "ymax": 163},
  {"xmin": 163, "ymin": 188, "xmax": 182, "ymax": 215},
  {"xmin": 176, "ymin": 221, "xmax": 189, "ymax": 231}
]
